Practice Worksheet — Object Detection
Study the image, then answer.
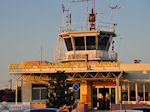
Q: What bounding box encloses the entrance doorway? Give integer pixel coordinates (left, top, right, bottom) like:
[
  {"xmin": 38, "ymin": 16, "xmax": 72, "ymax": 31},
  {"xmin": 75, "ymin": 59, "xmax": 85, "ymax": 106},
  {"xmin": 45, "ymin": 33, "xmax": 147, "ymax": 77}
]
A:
[{"xmin": 92, "ymin": 86, "xmax": 116, "ymax": 109}]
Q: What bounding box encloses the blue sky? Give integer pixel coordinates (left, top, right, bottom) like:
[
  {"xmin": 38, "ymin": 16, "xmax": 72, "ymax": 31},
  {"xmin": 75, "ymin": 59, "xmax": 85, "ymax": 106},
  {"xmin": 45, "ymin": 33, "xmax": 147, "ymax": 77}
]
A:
[{"xmin": 0, "ymin": 0, "xmax": 150, "ymax": 87}]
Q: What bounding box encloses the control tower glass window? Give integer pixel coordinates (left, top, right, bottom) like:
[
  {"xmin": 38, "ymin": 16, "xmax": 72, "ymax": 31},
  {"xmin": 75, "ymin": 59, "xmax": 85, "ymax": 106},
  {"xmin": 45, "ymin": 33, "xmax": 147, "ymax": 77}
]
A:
[
  {"xmin": 98, "ymin": 35, "xmax": 110, "ymax": 51},
  {"xmin": 64, "ymin": 38, "xmax": 73, "ymax": 51},
  {"xmin": 74, "ymin": 37, "xmax": 85, "ymax": 50},
  {"xmin": 86, "ymin": 36, "xmax": 96, "ymax": 50}
]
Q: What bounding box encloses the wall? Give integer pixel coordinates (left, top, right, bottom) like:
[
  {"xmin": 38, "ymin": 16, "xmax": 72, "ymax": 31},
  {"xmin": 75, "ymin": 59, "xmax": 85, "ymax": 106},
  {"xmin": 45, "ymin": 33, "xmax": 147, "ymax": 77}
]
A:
[{"xmin": 22, "ymin": 81, "xmax": 32, "ymax": 102}]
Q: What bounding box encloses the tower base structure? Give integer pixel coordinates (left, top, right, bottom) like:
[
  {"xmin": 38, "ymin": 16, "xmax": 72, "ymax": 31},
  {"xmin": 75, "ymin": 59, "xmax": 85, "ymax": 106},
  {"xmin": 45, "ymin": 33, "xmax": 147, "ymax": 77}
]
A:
[{"xmin": 9, "ymin": 61, "xmax": 150, "ymax": 110}]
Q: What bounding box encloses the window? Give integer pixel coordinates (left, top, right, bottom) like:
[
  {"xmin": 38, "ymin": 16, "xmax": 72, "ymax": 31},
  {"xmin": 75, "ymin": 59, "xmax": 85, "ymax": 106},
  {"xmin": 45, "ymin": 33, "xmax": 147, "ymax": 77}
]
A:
[
  {"xmin": 64, "ymin": 38, "xmax": 73, "ymax": 51},
  {"xmin": 41, "ymin": 89, "xmax": 48, "ymax": 100},
  {"xmin": 32, "ymin": 88, "xmax": 47, "ymax": 100},
  {"xmin": 121, "ymin": 82, "xmax": 128, "ymax": 101},
  {"xmin": 130, "ymin": 83, "xmax": 136, "ymax": 101},
  {"xmin": 98, "ymin": 35, "xmax": 110, "ymax": 50},
  {"xmin": 74, "ymin": 37, "xmax": 85, "ymax": 50},
  {"xmin": 86, "ymin": 36, "xmax": 96, "ymax": 50},
  {"xmin": 138, "ymin": 83, "xmax": 143, "ymax": 101},
  {"xmin": 145, "ymin": 83, "xmax": 150, "ymax": 101},
  {"xmin": 32, "ymin": 89, "xmax": 40, "ymax": 100}
]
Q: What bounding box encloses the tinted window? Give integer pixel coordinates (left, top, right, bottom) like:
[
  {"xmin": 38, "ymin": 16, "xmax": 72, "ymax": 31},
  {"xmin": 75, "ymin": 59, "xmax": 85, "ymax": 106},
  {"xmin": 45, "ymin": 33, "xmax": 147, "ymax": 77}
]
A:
[
  {"xmin": 98, "ymin": 35, "xmax": 110, "ymax": 50},
  {"xmin": 74, "ymin": 37, "xmax": 85, "ymax": 50},
  {"xmin": 32, "ymin": 89, "xmax": 40, "ymax": 100},
  {"xmin": 41, "ymin": 89, "xmax": 47, "ymax": 99},
  {"xmin": 64, "ymin": 38, "xmax": 73, "ymax": 51},
  {"xmin": 86, "ymin": 36, "xmax": 96, "ymax": 50}
]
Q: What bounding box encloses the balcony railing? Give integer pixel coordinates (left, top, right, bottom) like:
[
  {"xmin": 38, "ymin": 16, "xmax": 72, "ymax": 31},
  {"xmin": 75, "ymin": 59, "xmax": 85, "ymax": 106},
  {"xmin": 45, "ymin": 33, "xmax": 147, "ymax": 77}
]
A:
[
  {"xmin": 56, "ymin": 50, "xmax": 117, "ymax": 62},
  {"xmin": 58, "ymin": 22, "xmax": 116, "ymax": 33}
]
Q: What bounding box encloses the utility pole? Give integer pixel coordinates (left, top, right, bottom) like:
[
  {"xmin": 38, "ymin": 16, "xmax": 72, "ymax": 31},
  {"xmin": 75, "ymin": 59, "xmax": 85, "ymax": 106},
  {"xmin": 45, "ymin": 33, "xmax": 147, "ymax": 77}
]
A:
[{"xmin": 9, "ymin": 79, "xmax": 12, "ymax": 89}]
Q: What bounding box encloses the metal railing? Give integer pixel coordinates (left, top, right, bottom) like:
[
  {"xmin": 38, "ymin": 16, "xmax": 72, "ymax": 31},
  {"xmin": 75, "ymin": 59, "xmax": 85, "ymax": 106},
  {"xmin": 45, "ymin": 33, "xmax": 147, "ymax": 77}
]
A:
[
  {"xmin": 58, "ymin": 22, "xmax": 116, "ymax": 33},
  {"xmin": 56, "ymin": 50, "xmax": 117, "ymax": 62}
]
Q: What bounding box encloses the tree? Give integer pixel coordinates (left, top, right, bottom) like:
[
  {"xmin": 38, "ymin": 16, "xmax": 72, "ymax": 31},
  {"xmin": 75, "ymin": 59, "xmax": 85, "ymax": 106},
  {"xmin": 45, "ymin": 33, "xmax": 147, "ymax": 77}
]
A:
[
  {"xmin": 0, "ymin": 88, "xmax": 21, "ymax": 102},
  {"xmin": 47, "ymin": 71, "xmax": 75, "ymax": 108}
]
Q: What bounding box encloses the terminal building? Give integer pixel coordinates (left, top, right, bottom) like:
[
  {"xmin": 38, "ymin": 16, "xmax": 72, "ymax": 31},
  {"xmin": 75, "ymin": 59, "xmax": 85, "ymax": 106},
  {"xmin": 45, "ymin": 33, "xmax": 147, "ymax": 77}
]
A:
[{"xmin": 8, "ymin": 2, "xmax": 150, "ymax": 110}]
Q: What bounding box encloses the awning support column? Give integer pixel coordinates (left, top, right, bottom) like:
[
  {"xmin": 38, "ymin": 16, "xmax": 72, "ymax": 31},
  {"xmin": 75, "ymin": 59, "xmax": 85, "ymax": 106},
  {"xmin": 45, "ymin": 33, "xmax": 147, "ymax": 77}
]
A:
[
  {"xmin": 135, "ymin": 82, "xmax": 138, "ymax": 102},
  {"xmin": 143, "ymin": 83, "xmax": 145, "ymax": 102},
  {"xmin": 128, "ymin": 82, "xmax": 130, "ymax": 101},
  {"xmin": 16, "ymin": 78, "xmax": 18, "ymax": 104},
  {"xmin": 116, "ymin": 78, "xmax": 120, "ymax": 104}
]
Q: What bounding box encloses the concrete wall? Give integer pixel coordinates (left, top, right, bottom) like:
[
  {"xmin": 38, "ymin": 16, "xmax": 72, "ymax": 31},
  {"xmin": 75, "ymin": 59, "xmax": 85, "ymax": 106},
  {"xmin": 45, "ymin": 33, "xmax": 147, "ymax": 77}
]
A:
[
  {"xmin": 80, "ymin": 82, "xmax": 87, "ymax": 103},
  {"xmin": 120, "ymin": 63, "xmax": 150, "ymax": 71},
  {"xmin": 22, "ymin": 81, "xmax": 32, "ymax": 102}
]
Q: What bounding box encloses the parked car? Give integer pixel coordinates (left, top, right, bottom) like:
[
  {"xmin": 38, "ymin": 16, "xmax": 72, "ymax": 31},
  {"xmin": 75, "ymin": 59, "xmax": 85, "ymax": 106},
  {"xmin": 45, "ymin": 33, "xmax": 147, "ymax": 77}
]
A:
[
  {"xmin": 114, "ymin": 110, "xmax": 143, "ymax": 112},
  {"xmin": 24, "ymin": 108, "xmax": 59, "ymax": 112},
  {"xmin": 133, "ymin": 107, "xmax": 150, "ymax": 112}
]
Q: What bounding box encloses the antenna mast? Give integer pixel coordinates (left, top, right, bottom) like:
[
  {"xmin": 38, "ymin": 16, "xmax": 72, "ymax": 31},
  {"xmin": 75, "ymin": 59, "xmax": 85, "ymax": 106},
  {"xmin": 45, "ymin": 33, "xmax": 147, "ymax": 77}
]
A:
[
  {"xmin": 62, "ymin": 4, "xmax": 65, "ymax": 32},
  {"xmin": 70, "ymin": 0, "xmax": 91, "ymax": 30},
  {"xmin": 62, "ymin": 4, "xmax": 70, "ymax": 31},
  {"xmin": 86, "ymin": 0, "xmax": 88, "ymax": 30},
  {"xmin": 109, "ymin": 5, "xmax": 120, "ymax": 32}
]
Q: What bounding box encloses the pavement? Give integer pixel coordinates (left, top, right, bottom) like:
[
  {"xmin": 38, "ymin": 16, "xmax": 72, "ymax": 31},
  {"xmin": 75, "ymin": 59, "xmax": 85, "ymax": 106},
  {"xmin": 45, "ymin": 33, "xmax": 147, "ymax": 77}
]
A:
[{"xmin": 88, "ymin": 110, "xmax": 114, "ymax": 112}]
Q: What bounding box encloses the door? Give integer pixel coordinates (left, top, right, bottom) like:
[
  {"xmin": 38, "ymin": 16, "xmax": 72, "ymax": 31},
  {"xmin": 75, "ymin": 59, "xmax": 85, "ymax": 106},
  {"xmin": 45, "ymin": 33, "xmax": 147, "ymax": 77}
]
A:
[
  {"xmin": 92, "ymin": 87, "xmax": 116, "ymax": 109},
  {"xmin": 92, "ymin": 86, "xmax": 97, "ymax": 108}
]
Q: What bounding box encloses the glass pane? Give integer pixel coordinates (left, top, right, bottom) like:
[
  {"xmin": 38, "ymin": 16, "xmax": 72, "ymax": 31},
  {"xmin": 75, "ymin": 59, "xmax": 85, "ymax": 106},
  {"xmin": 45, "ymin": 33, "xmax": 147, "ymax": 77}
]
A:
[
  {"xmin": 41, "ymin": 89, "xmax": 47, "ymax": 99},
  {"xmin": 64, "ymin": 38, "xmax": 73, "ymax": 51},
  {"xmin": 86, "ymin": 36, "xmax": 96, "ymax": 50},
  {"xmin": 74, "ymin": 37, "xmax": 85, "ymax": 50},
  {"xmin": 98, "ymin": 35, "xmax": 110, "ymax": 50},
  {"xmin": 121, "ymin": 82, "xmax": 128, "ymax": 101},
  {"xmin": 138, "ymin": 83, "xmax": 143, "ymax": 101},
  {"xmin": 130, "ymin": 83, "xmax": 136, "ymax": 101},
  {"xmin": 92, "ymin": 87, "xmax": 97, "ymax": 108},
  {"xmin": 145, "ymin": 83, "xmax": 150, "ymax": 101},
  {"xmin": 32, "ymin": 89, "xmax": 40, "ymax": 100}
]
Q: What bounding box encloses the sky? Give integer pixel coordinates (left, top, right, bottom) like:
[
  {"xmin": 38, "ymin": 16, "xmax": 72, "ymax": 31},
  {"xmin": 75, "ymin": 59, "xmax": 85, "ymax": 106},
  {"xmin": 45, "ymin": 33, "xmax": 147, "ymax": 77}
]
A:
[{"xmin": 0, "ymin": 0, "xmax": 150, "ymax": 88}]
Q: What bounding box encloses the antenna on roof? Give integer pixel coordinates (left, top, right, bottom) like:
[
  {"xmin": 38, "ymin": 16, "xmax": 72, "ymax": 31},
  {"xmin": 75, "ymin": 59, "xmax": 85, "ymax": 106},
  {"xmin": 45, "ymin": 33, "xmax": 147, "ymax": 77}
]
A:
[
  {"xmin": 62, "ymin": 4, "xmax": 70, "ymax": 31},
  {"xmin": 40, "ymin": 45, "xmax": 43, "ymax": 65},
  {"xmin": 70, "ymin": 0, "xmax": 92, "ymax": 30},
  {"xmin": 109, "ymin": 5, "xmax": 120, "ymax": 32}
]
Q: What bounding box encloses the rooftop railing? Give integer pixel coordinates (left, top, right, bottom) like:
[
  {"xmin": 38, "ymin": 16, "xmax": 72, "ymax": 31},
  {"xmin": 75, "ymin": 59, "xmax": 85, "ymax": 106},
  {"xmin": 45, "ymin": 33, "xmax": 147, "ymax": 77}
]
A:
[
  {"xmin": 58, "ymin": 22, "xmax": 116, "ymax": 33},
  {"xmin": 56, "ymin": 50, "xmax": 117, "ymax": 62}
]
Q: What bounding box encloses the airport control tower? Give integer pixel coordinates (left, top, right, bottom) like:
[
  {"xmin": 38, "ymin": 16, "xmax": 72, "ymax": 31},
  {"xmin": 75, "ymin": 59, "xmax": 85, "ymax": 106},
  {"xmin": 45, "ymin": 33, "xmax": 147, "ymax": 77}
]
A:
[
  {"xmin": 8, "ymin": 1, "xmax": 150, "ymax": 110},
  {"xmin": 54, "ymin": 5, "xmax": 117, "ymax": 63}
]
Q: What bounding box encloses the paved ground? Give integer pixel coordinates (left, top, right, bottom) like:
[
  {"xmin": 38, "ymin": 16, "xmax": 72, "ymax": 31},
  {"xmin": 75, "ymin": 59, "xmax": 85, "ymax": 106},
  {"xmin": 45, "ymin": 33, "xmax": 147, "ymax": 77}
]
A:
[{"xmin": 88, "ymin": 110, "xmax": 114, "ymax": 112}]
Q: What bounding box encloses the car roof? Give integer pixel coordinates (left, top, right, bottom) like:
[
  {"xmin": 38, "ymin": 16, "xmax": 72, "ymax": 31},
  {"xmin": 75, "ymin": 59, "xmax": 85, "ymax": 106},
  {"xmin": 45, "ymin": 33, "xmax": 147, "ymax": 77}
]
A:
[
  {"xmin": 114, "ymin": 110, "xmax": 143, "ymax": 112},
  {"xmin": 24, "ymin": 108, "xmax": 59, "ymax": 112}
]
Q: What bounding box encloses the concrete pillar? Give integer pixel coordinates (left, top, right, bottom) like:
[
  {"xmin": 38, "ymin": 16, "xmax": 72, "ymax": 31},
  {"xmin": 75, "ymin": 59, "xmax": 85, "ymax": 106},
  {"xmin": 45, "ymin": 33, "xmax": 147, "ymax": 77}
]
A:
[
  {"xmin": 87, "ymin": 81, "xmax": 92, "ymax": 109},
  {"xmin": 80, "ymin": 81, "xmax": 92, "ymax": 109},
  {"xmin": 143, "ymin": 83, "xmax": 145, "ymax": 101},
  {"xmin": 22, "ymin": 80, "xmax": 32, "ymax": 102},
  {"xmin": 116, "ymin": 78, "xmax": 120, "ymax": 104},
  {"xmin": 128, "ymin": 82, "xmax": 130, "ymax": 101},
  {"xmin": 135, "ymin": 82, "xmax": 138, "ymax": 102},
  {"xmin": 80, "ymin": 81, "xmax": 87, "ymax": 103},
  {"xmin": 16, "ymin": 79, "xmax": 18, "ymax": 104}
]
